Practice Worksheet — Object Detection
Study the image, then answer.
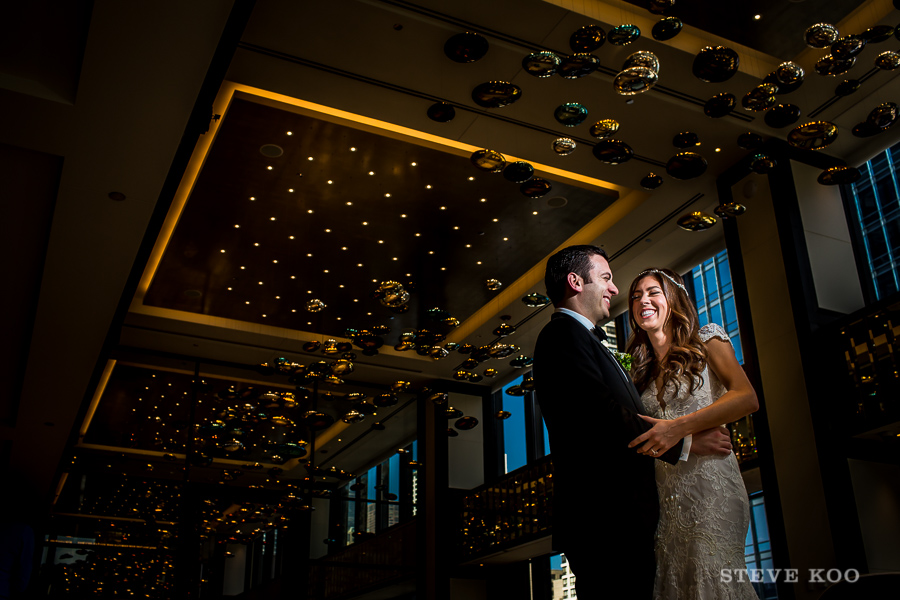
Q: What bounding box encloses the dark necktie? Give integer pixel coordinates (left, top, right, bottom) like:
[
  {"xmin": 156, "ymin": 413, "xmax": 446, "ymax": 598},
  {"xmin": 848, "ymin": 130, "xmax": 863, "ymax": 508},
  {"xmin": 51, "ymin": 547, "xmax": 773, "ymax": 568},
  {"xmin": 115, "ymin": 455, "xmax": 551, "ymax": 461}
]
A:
[{"xmin": 591, "ymin": 327, "xmax": 607, "ymax": 342}]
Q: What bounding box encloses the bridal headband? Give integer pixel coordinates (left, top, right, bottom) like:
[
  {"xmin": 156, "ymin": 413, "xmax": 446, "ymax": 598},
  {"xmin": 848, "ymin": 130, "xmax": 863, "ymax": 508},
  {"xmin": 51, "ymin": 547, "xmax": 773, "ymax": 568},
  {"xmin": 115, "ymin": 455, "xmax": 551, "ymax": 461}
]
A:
[{"xmin": 637, "ymin": 269, "xmax": 687, "ymax": 293}]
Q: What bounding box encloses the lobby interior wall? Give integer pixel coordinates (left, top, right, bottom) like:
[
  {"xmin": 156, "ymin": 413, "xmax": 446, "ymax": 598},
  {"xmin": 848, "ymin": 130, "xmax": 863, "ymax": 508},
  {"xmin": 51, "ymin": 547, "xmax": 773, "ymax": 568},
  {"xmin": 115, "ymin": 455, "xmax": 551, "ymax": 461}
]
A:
[
  {"xmin": 448, "ymin": 392, "xmax": 485, "ymax": 490},
  {"xmin": 848, "ymin": 458, "xmax": 900, "ymax": 572},
  {"xmin": 223, "ymin": 543, "xmax": 247, "ymax": 596},
  {"xmin": 450, "ymin": 577, "xmax": 487, "ymax": 600},
  {"xmin": 310, "ymin": 497, "xmax": 330, "ymax": 559},
  {"xmin": 731, "ymin": 169, "xmax": 836, "ymax": 599},
  {"xmin": 793, "ymin": 161, "xmax": 865, "ymax": 314}
]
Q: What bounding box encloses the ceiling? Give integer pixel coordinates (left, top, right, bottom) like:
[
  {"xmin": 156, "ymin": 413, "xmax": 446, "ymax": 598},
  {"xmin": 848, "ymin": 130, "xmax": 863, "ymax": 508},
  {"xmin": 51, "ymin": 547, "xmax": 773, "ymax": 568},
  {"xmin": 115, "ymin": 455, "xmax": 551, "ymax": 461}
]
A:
[
  {"xmin": 622, "ymin": 0, "xmax": 867, "ymax": 61},
  {"xmin": 142, "ymin": 97, "xmax": 615, "ymax": 334},
  {"xmin": 5, "ymin": 0, "xmax": 900, "ymax": 515}
]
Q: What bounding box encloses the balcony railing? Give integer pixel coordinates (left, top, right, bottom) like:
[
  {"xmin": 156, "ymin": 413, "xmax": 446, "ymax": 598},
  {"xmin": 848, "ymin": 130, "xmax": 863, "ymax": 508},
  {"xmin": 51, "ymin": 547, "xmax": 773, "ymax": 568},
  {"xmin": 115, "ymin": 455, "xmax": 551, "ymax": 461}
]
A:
[
  {"xmin": 813, "ymin": 292, "xmax": 900, "ymax": 436},
  {"xmin": 457, "ymin": 457, "xmax": 553, "ymax": 562},
  {"xmin": 308, "ymin": 520, "xmax": 416, "ymax": 600}
]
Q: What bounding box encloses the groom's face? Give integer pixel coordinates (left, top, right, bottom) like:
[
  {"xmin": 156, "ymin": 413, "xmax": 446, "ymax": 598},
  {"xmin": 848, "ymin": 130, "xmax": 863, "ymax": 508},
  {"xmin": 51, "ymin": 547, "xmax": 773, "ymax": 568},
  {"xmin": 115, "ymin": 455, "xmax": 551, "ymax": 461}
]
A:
[{"xmin": 580, "ymin": 254, "xmax": 618, "ymax": 323}]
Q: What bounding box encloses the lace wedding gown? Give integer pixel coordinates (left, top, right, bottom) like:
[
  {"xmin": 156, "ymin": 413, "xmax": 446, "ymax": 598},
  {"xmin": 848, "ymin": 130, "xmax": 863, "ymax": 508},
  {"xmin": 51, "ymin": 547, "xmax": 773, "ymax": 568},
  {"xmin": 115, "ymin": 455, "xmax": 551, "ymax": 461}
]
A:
[{"xmin": 640, "ymin": 324, "xmax": 758, "ymax": 600}]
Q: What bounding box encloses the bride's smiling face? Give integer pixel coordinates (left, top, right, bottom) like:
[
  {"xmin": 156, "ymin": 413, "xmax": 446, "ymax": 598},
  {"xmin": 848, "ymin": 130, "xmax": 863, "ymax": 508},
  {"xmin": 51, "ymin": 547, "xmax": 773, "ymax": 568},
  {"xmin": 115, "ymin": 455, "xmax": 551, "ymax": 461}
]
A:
[{"xmin": 631, "ymin": 275, "xmax": 670, "ymax": 333}]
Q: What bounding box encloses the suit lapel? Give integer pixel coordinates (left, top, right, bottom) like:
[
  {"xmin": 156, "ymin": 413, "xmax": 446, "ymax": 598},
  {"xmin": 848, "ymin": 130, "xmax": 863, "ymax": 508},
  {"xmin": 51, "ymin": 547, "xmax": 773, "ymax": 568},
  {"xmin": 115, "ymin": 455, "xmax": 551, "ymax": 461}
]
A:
[
  {"xmin": 590, "ymin": 331, "xmax": 645, "ymax": 414},
  {"xmin": 552, "ymin": 313, "xmax": 644, "ymax": 414}
]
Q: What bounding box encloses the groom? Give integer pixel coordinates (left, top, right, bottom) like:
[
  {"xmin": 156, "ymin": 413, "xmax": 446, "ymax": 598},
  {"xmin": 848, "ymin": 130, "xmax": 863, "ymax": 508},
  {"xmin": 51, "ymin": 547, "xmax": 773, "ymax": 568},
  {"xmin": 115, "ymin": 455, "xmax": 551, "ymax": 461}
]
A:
[{"xmin": 533, "ymin": 245, "xmax": 732, "ymax": 598}]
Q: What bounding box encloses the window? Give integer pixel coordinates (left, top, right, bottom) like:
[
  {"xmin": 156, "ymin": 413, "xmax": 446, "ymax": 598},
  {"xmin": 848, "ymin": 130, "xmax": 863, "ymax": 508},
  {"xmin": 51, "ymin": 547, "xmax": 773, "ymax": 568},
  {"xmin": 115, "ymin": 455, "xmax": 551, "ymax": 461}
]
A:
[
  {"xmin": 690, "ymin": 250, "xmax": 758, "ymax": 461},
  {"xmin": 502, "ymin": 374, "xmax": 528, "ymax": 473},
  {"xmin": 847, "ymin": 140, "xmax": 900, "ymax": 300},
  {"xmin": 690, "ymin": 250, "xmax": 744, "ymax": 364},
  {"xmin": 542, "ymin": 418, "xmax": 551, "ymax": 457},
  {"xmin": 744, "ymin": 493, "xmax": 778, "ymax": 599},
  {"xmin": 339, "ymin": 442, "xmax": 417, "ymax": 547}
]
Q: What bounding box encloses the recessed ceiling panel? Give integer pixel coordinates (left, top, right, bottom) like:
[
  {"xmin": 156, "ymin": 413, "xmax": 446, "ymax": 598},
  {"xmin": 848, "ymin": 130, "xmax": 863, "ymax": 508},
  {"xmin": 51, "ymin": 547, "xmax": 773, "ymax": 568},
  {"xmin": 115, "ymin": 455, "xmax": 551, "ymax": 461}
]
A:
[{"xmin": 145, "ymin": 97, "xmax": 615, "ymax": 337}]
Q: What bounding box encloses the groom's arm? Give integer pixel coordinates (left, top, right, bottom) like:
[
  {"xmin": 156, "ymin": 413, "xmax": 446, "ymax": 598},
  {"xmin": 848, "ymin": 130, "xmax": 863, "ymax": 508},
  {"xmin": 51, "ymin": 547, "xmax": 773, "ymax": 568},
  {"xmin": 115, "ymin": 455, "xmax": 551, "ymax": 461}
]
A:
[
  {"xmin": 534, "ymin": 318, "xmax": 684, "ymax": 464},
  {"xmin": 690, "ymin": 426, "xmax": 733, "ymax": 456}
]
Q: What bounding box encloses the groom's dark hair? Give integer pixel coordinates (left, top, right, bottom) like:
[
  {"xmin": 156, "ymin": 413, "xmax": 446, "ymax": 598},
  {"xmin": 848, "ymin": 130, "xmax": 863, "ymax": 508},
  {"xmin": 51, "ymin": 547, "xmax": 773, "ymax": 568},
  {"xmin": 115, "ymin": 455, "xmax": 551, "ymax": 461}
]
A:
[{"xmin": 544, "ymin": 244, "xmax": 609, "ymax": 306}]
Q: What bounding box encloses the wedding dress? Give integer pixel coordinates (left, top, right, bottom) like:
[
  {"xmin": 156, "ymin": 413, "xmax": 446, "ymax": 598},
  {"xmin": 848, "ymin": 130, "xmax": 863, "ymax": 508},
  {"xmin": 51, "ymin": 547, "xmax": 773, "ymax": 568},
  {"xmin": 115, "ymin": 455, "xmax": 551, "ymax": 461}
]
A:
[{"xmin": 640, "ymin": 323, "xmax": 758, "ymax": 600}]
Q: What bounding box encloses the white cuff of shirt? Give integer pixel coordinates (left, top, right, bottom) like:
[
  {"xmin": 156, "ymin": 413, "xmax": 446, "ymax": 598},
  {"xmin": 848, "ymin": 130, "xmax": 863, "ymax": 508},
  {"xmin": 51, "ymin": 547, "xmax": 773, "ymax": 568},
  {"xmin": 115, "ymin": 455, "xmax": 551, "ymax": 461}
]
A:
[{"xmin": 679, "ymin": 435, "xmax": 692, "ymax": 461}]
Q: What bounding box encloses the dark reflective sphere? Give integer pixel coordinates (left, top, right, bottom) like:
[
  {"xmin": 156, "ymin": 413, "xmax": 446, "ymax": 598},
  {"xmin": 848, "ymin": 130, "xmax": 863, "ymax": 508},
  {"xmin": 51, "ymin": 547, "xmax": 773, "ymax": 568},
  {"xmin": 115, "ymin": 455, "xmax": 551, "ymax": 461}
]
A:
[
  {"xmin": 522, "ymin": 51, "xmax": 560, "ymax": 77},
  {"xmin": 426, "ymin": 102, "xmax": 455, "ymax": 123},
  {"xmin": 470, "ymin": 149, "xmax": 506, "ymax": 172},
  {"xmin": 608, "ymin": 24, "xmax": 641, "ymax": 45},
  {"xmin": 503, "ymin": 161, "xmax": 534, "ymax": 183},
  {"xmin": 835, "ymin": 79, "xmax": 860, "ymax": 97},
  {"xmin": 652, "ymin": 16, "xmax": 683, "ymax": 41},
  {"xmin": 766, "ymin": 62, "xmax": 805, "ymax": 94},
  {"xmin": 554, "ymin": 103, "xmax": 588, "ymax": 126},
  {"xmin": 805, "ymin": 23, "xmax": 838, "ymax": 49},
  {"xmin": 641, "ymin": 173, "xmax": 663, "ymax": 190},
  {"xmin": 557, "ymin": 53, "xmax": 600, "ymax": 79},
  {"xmin": 677, "ymin": 212, "xmax": 717, "ymax": 231},
  {"xmin": 875, "ymin": 51, "xmax": 900, "ymax": 71},
  {"xmin": 522, "ymin": 293, "xmax": 551, "ymax": 308},
  {"xmin": 445, "ymin": 407, "xmax": 464, "ymax": 419},
  {"xmin": 750, "ymin": 154, "xmax": 777, "ymax": 174},
  {"xmin": 715, "ymin": 202, "xmax": 747, "ymax": 218},
  {"xmin": 815, "ymin": 54, "xmax": 856, "ymax": 76},
  {"xmin": 852, "ymin": 121, "xmax": 883, "ymax": 138},
  {"xmin": 622, "ymin": 51, "xmax": 659, "ymax": 73},
  {"xmin": 552, "ymin": 137, "xmax": 577, "ymax": 155},
  {"xmin": 510, "ymin": 355, "xmax": 534, "ymax": 368},
  {"xmin": 867, "ymin": 102, "xmax": 898, "ymax": 129},
  {"xmin": 373, "ymin": 393, "xmax": 398, "ymax": 408},
  {"xmin": 704, "ymin": 93, "xmax": 735, "ymax": 118},
  {"xmin": 831, "ymin": 35, "xmax": 866, "ymax": 59},
  {"xmin": 673, "ymin": 131, "xmax": 700, "ymax": 148},
  {"xmin": 860, "ymin": 25, "xmax": 894, "ymax": 44},
  {"xmin": 520, "ymin": 178, "xmax": 552, "ymax": 198},
  {"xmin": 592, "ymin": 139, "xmax": 634, "ymax": 164},
  {"xmin": 444, "ymin": 32, "xmax": 489, "ymax": 63},
  {"xmin": 613, "ymin": 66, "xmax": 658, "ymax": 95},
  {"xmin": 742, "ymin": 84, "xmax": 777, "ymax": 112},
  {"xmin": 693, "ymin": 46, "xmax": 740, "ymax": 83},
  {"xmin": 648, "ymin": 0, "xmax": 675, "ymax": 15},
  {"xmin": 787, "ymin": 121, "xmax": 838, "ymax": 150},
  {"xmin": 817, "ymin": 166, "xmax": 861, "ymax": 185},
  {"xmin": 471, "ymin": 81, "xmax": 522, "ymax": 108},
  {"xmin": 569, "ymin": 24, "xmax": 606, "ymax": 52},
  {"xmin": 666, "ymin": 152, "xmax": 708, "ymax": 180},
  {"xmin": 455, "ymin": 416, "xmax": 479, "ymax": 431},
  {"xmin": 764, "ymin": 104, "xmax": 801, "ymax": 129},
  {"xmin": 590, "ymin": 119, "xmax": 619, "ymax": 138},
  {"xmin": 492, "ymin": 322, "xmax": 516, "ymax": 337}
]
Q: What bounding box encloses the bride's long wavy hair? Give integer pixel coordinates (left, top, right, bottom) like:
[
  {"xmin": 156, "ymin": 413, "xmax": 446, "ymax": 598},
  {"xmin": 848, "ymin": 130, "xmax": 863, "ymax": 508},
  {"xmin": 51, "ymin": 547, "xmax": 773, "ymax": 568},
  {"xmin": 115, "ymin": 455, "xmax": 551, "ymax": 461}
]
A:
[{"xmin": 625, "ymin": 268, "xmax": 708, "ymax": 395}]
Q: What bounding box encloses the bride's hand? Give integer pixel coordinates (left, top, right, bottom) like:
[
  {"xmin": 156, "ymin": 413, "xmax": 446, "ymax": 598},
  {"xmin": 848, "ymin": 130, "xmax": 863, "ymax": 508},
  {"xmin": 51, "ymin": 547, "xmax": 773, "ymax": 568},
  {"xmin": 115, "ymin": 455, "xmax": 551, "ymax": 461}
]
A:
[{"xmin": 628, "ymin": 415, "xmax": 683, "ymax": 457}]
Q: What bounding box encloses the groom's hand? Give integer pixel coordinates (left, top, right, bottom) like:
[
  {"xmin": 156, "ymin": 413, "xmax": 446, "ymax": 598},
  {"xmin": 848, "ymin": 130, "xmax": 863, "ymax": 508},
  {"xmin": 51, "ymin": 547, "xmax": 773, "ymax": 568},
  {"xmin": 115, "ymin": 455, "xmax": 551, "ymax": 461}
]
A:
[
  {"xmin": 628, "ymin": 415, "xmax": 685, "ymax": 456},
  {"xmin": 690, "ymin": 426, "xmax": 733, "ymax": 456}
]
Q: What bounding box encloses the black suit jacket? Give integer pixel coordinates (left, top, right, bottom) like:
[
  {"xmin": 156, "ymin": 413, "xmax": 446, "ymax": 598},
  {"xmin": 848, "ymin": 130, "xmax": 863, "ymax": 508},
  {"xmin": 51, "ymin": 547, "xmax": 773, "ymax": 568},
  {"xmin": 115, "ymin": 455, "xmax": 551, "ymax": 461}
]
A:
[{"xmin": 533, "ymin": 311, "xmax": 683, "ymax": 552}]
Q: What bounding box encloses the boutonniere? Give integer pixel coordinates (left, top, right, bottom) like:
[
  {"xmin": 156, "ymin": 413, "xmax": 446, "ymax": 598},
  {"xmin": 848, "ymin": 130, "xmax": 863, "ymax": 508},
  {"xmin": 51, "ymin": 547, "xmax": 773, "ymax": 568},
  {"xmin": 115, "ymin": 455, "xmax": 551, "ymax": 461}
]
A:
[{"xmin": 613, "ymin": 351, "xmax": 632, "ymax": 372}]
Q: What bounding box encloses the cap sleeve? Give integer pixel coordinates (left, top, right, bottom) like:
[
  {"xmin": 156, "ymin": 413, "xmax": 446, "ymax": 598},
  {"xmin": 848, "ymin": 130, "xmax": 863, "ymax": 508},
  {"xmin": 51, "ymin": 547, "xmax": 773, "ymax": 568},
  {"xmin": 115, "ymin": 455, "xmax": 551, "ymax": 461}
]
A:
[{"xmin": 699, "ymin": 322, "xmax": 730, "ymax": 344}]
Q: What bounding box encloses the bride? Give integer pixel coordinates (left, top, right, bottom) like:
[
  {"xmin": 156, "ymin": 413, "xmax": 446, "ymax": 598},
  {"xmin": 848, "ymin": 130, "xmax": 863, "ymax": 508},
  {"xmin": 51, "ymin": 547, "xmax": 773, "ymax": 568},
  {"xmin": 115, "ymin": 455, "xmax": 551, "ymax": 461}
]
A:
[{"xmin": 625, "ymin": 268, "xmax": 760, "ymax": 599}]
